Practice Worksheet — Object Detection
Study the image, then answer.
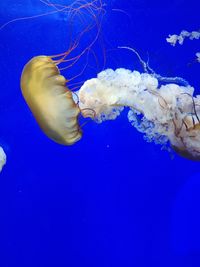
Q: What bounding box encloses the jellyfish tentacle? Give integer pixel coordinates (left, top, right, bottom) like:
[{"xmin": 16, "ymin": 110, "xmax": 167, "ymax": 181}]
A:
[{"xmin": 181, "ymin": 92, "xmax": 200, "ymax": 123}]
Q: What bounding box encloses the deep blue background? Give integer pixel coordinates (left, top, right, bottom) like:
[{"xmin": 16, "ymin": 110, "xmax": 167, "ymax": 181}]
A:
[{"xmin": 0, "ymin": 0, "xmax": 200, "ymax": 266}]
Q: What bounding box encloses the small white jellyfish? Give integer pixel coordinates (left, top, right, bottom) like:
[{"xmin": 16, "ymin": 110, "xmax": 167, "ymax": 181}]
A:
[
  {"xmin": 166, "ymin": 30, "xmax": 200, "ymax": 46},
  {"xmin": 166, "ymin": 30, "xmax": 200, "ymax": 61},
  {"xmin": 196, "ymin": 52, "xmax": 200, "ymax": 63},
  {"xmin": 0, "ymin": 147, "xmax": 6, "ymax": 173}
]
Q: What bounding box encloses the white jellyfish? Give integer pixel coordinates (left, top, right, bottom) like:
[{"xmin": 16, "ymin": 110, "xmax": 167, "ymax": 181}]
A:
[
  {"xmin": 0, "ymin": 147, "xmax": 6, "ymax": 173},
  {"xmin": 77, "ymin": 65, "xmax": 200, "ymax": 161},
  {"xmin": 166, "ymin": 29, "xmax": 200, "ymax": 63},
  {"xmin": 166, "ymin": 30, "xmax": 200, "ymax": 46}
]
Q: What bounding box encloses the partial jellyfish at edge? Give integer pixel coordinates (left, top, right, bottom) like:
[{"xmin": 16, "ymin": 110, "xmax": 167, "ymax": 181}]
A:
[{"xmin": 0, "ymin": 147, "xmax": 6, "ymax": 173}]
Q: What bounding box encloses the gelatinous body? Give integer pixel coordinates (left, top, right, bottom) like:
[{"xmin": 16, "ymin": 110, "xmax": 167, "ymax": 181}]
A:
[
  {"xmin": 78, "ymin": 68, "xmax": 200, "ymax": 160},
  {"xmin": 0, "ymin": 146, "xmax": 6, "ymax": 173},
  {"xmin": 21, "ymin": 56, "xmax": 82, "ymax": 145}
]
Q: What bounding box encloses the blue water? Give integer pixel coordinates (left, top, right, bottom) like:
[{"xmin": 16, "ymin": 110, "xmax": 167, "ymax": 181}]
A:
[{"xmin": 0, "ymin": 0, "xmax": 200, "ymax": 266}]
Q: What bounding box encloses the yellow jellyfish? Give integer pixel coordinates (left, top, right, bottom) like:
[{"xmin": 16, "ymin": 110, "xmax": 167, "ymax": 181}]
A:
[
  {"xmin": 21, "ymin": 56, "xmax": 82, "ymax": 145},
  {"xmin": 18, "ymin": 0, "xmax": 104, "ymax": 145}
]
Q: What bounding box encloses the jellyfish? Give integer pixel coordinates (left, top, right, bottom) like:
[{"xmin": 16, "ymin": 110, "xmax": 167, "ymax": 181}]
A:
[
  {"xmin": 166, "ymin": 29, "xmax": 200, "ymax": 46},
  {"xmin": 0, "ymin": 146, "xmax": 6, "ymax": 173},
  {"xmin": 166, "ymin": 29, "xmax": 200, "ymax": 64},
  {"xmin": 20, "ymin": 0, "xmax": 104, "ymax": 145},
  {"xmin": 21, "ymin": 56, "xmax": 82, "ymax": 145},
  {"xmin": 77, "ymin": 67, "xmax": 200, "ymax": 161}
]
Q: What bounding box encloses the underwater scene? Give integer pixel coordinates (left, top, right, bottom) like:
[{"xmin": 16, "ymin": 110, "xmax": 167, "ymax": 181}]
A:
[{"xmin": 1, "ymin": 0, "xmax": 200, "ymax": 266}]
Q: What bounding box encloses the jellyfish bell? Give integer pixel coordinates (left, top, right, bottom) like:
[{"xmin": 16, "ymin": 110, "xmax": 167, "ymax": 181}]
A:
[
  {"xmin": 172, "ymin": 145, "xmax": 200, "ymax": 161},
  {"xmin": 18, "ymin": 0, "xmax": 104, "ymax": 145},
  {"xmin": 21, "ymin": 56, "xmax": 82, "ymax": 145},
  {"xmin": 170, "ymin": 118, "xmax": 200, "ymax": 161}
]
